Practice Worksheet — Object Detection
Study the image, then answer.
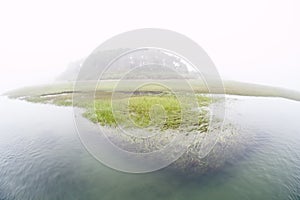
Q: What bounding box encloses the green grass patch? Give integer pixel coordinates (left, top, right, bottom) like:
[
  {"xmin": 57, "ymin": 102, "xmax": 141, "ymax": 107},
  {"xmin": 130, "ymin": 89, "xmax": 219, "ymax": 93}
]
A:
[{"xmin": 87, "ymin": 93, "xmax": 211, "ymax": 131}]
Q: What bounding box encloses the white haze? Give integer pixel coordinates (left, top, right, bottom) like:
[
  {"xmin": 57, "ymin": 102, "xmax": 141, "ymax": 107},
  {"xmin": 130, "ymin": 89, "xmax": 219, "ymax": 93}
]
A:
[{"xmin": 0, "ymin": 0, "xmax": 299, "ymax": 93}]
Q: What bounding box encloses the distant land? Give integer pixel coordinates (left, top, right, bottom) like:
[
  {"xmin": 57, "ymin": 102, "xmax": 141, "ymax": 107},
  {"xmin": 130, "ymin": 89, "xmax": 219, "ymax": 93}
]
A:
[{"xmin": 5, "ymin": 48, "xmax": 300, "ymax": 102}]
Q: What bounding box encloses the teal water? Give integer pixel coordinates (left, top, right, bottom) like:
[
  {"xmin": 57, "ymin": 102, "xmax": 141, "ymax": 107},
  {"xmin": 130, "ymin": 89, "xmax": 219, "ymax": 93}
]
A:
[{"xmin": 0, "ymin": 96, "xmax": 300, "ymax": 200}]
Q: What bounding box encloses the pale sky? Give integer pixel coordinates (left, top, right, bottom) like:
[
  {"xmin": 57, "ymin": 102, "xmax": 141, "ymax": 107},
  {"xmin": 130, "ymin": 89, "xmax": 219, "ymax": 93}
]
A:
[{"xmin": 0, "ymin": 0, "xmax": 299, "ymax": 93}]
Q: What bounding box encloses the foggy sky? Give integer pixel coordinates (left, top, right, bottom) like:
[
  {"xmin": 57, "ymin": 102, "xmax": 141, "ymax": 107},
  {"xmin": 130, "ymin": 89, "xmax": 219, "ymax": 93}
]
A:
[{"xmin": 0, "ymin": 0, "xmax": 299, "ymax": 93}]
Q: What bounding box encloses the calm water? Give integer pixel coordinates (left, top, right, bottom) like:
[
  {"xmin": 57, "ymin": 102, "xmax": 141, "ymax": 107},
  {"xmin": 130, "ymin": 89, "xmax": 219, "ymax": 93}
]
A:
[{"xmin": 0, "ymin": 96, "xmax": 300, "ymax": 200}]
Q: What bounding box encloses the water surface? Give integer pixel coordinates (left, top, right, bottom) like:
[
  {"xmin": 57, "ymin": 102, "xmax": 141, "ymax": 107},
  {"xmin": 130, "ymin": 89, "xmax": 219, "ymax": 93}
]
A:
[{"xmin": 0, "ymin": 96, "xmax": 300, "ymax": 199}]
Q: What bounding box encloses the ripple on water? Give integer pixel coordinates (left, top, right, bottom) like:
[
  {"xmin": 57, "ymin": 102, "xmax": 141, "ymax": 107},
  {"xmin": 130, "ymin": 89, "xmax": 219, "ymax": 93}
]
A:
[{"xmin": 1, "ymin": 96, "xmax": 300, "ymax": 199}]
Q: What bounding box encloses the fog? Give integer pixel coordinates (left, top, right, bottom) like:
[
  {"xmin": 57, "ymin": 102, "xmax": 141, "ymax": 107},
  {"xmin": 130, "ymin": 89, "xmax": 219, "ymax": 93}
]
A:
[{"xmin": 0, "ymin": 0, "xmax": 299, "ymax": 93}]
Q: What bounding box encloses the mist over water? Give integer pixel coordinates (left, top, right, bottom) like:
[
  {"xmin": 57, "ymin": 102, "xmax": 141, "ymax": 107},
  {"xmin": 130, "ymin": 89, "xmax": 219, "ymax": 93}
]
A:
[{"xmin": 1, "ymin": 1, "xmax": 300, "ymax": 199}]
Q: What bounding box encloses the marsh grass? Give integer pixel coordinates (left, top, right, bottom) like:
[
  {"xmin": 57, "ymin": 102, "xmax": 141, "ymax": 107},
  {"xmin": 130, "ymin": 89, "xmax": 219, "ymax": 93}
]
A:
[
  {"xmin": 85, "ymin": 93, "xmax": 211, "ymax": 131},
  {"xmin": 6, "ymin": 81, "xmax": 215, "ymax": 131},
  {"xmin": 16, "ymin": 88, "xmax": 211, "ymax": 132}
]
